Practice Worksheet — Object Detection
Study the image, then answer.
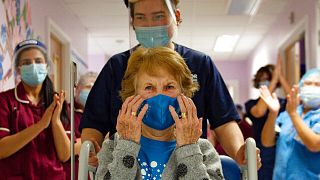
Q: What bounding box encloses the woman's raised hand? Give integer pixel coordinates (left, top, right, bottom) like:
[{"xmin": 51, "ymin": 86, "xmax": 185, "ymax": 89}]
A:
[
  {"xmin": 169, "ymin": 95, "xmax": 202, "ymax": 147},
  {"xmin": 38, "ymin": 99, "xmax": 56, "ymax": 129},
  {"xmin": 52, "ymin": 91, "xmax": 65, "ymax": 124},
  {"xmin": 260, "ymin": 85, "xmax": 280, "ymax": 114},
  {"xmin": 286, "ymin": 85, "xmax": 300, "ymax": 116},
  {"xmin": 116, "ymin": 95, "xmax": 148, "ymax": 144}
]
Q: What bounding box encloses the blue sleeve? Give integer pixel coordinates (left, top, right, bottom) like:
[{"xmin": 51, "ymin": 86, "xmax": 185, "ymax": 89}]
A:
[
  {"xmin": 311, "ymin": 111, "xmax": 320, "ymax": 134},
  {"xmin": 276, "ymin": 111, "xmax": 287, "ymax": 127},
  {"xmin": 312, "ymin": 123, "xmax": 320, "ymax": 134},
  {"xmin": 203, "ymin": 56, "xmax": 240, "ymax": 128}
]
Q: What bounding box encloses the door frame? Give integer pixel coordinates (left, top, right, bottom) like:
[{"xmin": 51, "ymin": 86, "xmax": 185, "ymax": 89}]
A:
[
  {"xmin": 46, "ymin": 17, "xmax": 71, "ymax": 101},
  {"xmin": 278, "ymin": 16, "xmax": 310, "ymax": 71}
]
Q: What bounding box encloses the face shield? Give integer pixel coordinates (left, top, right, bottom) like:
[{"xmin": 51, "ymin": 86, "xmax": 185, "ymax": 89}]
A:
[
  {"xmin": 13, "ymin": 39, "xmax": 50, "ymax": 86},
  {"xmin": 127, "ymin": 0, "xmax": 178, "ymax": 50}
]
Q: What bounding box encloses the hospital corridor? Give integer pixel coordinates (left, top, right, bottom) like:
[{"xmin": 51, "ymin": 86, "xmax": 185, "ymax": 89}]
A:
[{"xmin": 0, "ymin": 0, "xmax": 319, "ymax": 179}]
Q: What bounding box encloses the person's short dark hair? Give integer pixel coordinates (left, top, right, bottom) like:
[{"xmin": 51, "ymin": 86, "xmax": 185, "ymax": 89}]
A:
[
  {"xmin": 252, "ymin": 64, "xmax": 280, "ymax": 88},
  {"xmin": 123, "ymin": 0, "xmax": 129, "ymax": 7},
  {"xmin": 123, "ymin": 0, "xmax": 179, "ymax": 8}
]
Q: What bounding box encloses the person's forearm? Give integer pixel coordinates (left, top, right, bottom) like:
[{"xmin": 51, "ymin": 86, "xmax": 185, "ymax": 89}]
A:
[
  {"xmin": 215, "ymin": 121, "xmax": 244, "ymax": 160},
  {"xmin": 52, "ymin": 120, "xmax": 71, "ymax": 162},
  {"xmin": 75, "ymin": 138, "xmax": 82, "ymax": 156},
  {"xmin": 250, "ymin": 98, "xmax": 268, "ymax": 118},
  {"xmin": 261, "ymin": 112, "xmax": 278, "ymax": 147},
  {"xmin": 81, "ymin": 128, "xmax": 104, "ymax": 146},
  {"xmin": 290, "ymin": 113, "xmax": 320, "ymax": 152},
  {"xmin": 279, "ymin": 75, "xmax": 291, "ymax": 95},
  {"xmin": 269, "ymin": 76, "xmax": 278, "ymax": 92},
  {"xmin": 0, "ymin": 122, "xmax": 45, "ymax": 159}
]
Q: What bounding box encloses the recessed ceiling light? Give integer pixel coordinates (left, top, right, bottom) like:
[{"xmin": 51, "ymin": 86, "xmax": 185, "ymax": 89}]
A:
[
  {"xmin": 227, "ymin": 0, "xmax": 261, "ymax": 16},
  {"xmin": 214, "ymin": 35, "xmax": 240, "ymax": 52}
]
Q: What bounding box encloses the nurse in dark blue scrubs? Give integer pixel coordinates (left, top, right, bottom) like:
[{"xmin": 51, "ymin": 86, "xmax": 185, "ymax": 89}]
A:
[{"xmin": 80, "ymin": 0, "xmax": 258, "ymax": 168}]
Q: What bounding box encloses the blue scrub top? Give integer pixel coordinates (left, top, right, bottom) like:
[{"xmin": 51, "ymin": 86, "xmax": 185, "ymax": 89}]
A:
[
  {"xmin": 79, "ymin": 43, "xmax": 240, "ymax": 138},
  {"xmin": 245, "ymin": 97, "xmax": 287, "ymax": 180},
  {"xmin": 274, "ymin": 105, "xmax": 320, "ymax": 179}
]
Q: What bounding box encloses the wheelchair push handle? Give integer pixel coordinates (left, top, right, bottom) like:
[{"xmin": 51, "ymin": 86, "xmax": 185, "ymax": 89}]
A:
[
  {"xmin": 78, "ymin": 140, "xmax": 96, "ymax": 180},
  {"xmin": 245, "ymin": 137, "xmax": 258, "ymax": 180}
]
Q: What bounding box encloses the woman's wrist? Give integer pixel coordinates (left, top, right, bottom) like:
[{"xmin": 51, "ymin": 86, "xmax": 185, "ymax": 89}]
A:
[
  {"xmin": 35, "ymin": 120, "xmax": 47, "ymax": 130},
  {"xmin": 119, "ymin": 136, "xmax": 140, "ymax": 145},
  {"xmin": 51, "ymin": 119, "xmax": 62, "ymax": 126},
  {"xmin": 288, "ymin": 111, "xmax": 299, "ymax": 119},
  {"xmin": 269, "ymin": 110, "xmax": 279, "ymax": 116},
  {"xmin": 177, "ymin": 141, "xmax": 197, "ymax": 148}
]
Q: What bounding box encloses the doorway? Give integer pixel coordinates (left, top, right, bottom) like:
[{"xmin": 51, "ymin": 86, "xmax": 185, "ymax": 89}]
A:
[
  {"xmin": 46, "ymin": 18, "xmax": 71, "ymax": 100},
  {"xmin": 50, "ymin": 33, "xmax": 63, "ymax": 91},
  {"xmin": 279, "ymin": 17, "xmax": 309, "ymax": 87},
  {"xmin": 284, "ymin": 33, "xmax": 306, "ymax": 86}
]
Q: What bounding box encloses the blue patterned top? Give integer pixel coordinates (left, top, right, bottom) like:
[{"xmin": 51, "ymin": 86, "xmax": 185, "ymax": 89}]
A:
[{"xmin": 138, "ymin": 136, "xmax": 176, "ymax": 180}]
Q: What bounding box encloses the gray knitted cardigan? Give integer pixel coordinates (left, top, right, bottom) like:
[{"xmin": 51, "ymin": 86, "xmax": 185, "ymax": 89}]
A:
[{"xmin": 95, "ymin": 133, "xmax": 224, "ymax": 180}]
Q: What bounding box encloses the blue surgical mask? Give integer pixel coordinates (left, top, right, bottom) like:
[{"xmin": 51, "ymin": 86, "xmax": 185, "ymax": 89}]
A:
[
  {"xmin": 79, "ymin": 89, "xmax": 90, "ymax": 107},
  {"xmin": 258, "ymin": 80, "xmax": 270, "ymax": 88},
  {"xmin": 21, "ymin": 64, "xmax": 47, "ymax": 87},
  {"xmin": 135, "ymin": 25, "xmax": 170, "ymax": 48},
  {"xmin": 139, "ymin": 94, "xmax": 180, "ymax": 130},
  {"xmin": 300, "ymin": 86, "xmax": 320, "ymax": 109}
]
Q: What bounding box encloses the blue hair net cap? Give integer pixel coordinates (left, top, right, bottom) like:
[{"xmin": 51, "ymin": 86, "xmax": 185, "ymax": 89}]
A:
[
  {"xmin": 299, "ymin": 68, "xmax": 320, "ymax": 89},
  {"xmin": 13, "ymin": 39, "xmax": 48, "ymax": 69}
]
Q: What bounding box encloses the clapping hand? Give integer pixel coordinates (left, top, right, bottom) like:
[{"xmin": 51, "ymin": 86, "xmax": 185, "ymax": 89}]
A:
[
  {"xmin": 116, "ymin": 95, "xmax": 148, "ymax": 144},
  {"xmin": 286, "ymin": 85, "xmax": 300, "ymax": 116},
  {"xmin": 169, "ymin": 95, "xmax": 202, "ymax": 147},
  {"xmin": 260, "ymin": 85, "xmax": 280, "ymax": 114},
  {"xmin": 52, "ymin": 91, "xmax": 65, "ymax": 124},
  {"xmin": 38, "ymin": 98, "xmax": 56, "ymax": 129}
]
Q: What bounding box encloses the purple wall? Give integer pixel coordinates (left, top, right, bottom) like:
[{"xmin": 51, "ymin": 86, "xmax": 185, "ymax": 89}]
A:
[
  {"xmin": 247, "ymin": 0, "xmax": 318, "ymax": 98},
  {"xmin": 88, "ymin": 54, "xmax": 108, "ymax": 73},
  {"xmin": 214, "ymin": 0, "xmax": 318, "ymax": 104},
  {"xmin": 215, "ymin": 60, "xmax": 250, "ymax": 105}
]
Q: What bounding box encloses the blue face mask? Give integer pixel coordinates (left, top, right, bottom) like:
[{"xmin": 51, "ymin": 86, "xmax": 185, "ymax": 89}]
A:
[
  {"xmin": 139, "ymin": 94, "xmax": 180, "ymax": 130},
  {"xmin": 300, "ymin": 86, "xmax": 320, "ymax": 109},
  {"xmin": 135, "ymin": 25, "xmax": 170, "ymax": 48},
  {"xmin": 258, "ymin": 80, "xmax": 270, "ymax": 88},
  {"xmin": 21, "ymin": 64, "xmax": 47, "ymax": 87},
  {"xmin": 79, "ymin": 89, "xmax": 90, "ymax": 107}
]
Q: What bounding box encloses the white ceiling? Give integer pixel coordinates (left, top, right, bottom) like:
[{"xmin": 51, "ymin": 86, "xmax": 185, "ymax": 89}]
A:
[{"xmin": 63, "ymin": 0, "xmax": 289, "ymax": 61}]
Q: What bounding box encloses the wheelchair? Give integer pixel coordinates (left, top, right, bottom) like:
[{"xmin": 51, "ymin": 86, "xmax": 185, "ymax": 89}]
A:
[{"xmin": 78, "ymin": 138, "xmax": 258, "ymax": 180}]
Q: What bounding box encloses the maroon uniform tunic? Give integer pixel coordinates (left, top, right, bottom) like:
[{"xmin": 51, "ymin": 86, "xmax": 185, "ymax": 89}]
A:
[{"xmin": 0, "ymin": 83, "xmax": 66, "ymax": 180}]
